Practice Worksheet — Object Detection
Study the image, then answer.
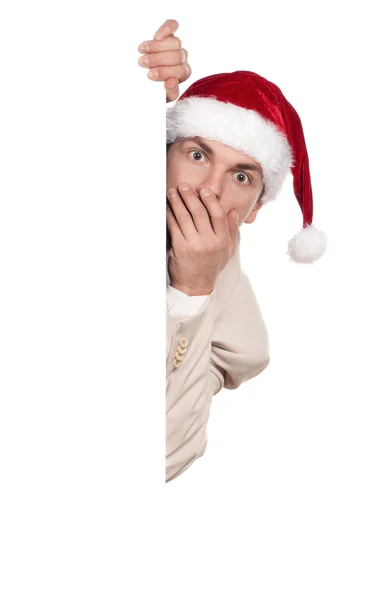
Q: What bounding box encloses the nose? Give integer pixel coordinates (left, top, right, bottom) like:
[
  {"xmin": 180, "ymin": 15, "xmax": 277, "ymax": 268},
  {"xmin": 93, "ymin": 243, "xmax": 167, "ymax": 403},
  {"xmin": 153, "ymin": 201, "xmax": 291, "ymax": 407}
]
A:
[{"xmin": 196, "ymin": 167, "xmax": 224, "ymax": 200}]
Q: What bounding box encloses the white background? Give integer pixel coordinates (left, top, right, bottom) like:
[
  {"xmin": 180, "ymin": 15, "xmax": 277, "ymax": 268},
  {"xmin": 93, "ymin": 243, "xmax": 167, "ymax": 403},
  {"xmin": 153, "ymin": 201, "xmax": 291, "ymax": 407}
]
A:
[{"xmin": 1, "ymin": 2, "xmax": 386, "ymax": 599}]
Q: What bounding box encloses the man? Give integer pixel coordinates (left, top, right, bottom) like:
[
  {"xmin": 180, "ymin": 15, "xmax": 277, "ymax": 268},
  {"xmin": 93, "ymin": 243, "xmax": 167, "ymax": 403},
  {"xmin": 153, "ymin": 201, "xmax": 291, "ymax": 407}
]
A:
[
  {"xmin": 165, "ymin": 137, "xmax": 271, "ymax": 483},
  {"xmin": 138, "ymin": 20, "xmax": 327, "ymax": 483}
]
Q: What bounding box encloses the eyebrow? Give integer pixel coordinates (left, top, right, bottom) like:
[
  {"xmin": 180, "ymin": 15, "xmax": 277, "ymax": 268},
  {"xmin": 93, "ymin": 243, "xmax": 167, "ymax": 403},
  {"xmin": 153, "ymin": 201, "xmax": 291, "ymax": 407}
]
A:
[{"xmin": 182, "ymin": 136, "xmax": 263, "ymax": 177}]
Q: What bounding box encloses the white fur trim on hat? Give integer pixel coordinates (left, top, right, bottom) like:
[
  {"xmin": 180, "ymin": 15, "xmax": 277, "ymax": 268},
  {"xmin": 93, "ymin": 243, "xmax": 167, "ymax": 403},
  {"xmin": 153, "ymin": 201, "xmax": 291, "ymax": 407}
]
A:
[
  {"xmin": 287, "ymin": 225, "xmax": 328, "ymax": 264},
  {"xmin": 166, "ymin": 96, "xmax": 294, "ymax": 203}
]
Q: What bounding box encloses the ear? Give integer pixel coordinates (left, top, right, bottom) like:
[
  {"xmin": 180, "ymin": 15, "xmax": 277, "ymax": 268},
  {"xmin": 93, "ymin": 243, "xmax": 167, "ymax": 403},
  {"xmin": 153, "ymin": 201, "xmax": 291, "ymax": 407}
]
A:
[{"xmin": 244, "ymin": 200, "xmax": 263, "ymax": 224}]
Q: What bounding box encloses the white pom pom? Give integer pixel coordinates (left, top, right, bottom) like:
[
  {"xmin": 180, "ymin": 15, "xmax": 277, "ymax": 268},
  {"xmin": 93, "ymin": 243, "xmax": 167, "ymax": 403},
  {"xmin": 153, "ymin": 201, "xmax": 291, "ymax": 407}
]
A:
[{"xmin": 287, "ymin": 224, "xmax": 327, "ymax": 264}]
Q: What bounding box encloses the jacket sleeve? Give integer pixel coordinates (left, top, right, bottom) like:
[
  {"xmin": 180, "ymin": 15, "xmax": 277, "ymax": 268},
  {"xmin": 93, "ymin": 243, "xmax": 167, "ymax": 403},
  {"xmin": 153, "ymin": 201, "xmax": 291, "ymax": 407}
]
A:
[
  {"xmin": 166, "ymin": 290, "xmax": 218, "ymax": 481},
  {"xmin": 208, "ymin": 269, "xmax": 270, "ymax": 396},
  {"xmin": 165, "ymin": 270, "xmax": 270, "ymax": 482}
]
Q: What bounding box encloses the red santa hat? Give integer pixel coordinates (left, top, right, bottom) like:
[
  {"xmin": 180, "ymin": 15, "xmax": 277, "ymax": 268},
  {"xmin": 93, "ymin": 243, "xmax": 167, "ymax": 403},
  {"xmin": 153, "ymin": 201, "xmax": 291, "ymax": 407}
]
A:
[{"xmin": 166, "ymin": 70, "xmax": 327, "ymax": 264}]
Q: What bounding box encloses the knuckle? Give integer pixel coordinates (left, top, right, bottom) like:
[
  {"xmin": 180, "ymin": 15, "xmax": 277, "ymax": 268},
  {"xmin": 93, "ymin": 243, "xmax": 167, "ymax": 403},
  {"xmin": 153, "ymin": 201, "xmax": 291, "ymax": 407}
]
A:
[
  {"xmin": 178, "ymin": 63, "xmax": 188, "ymax": 80},
  {"xmin": 191, "ymin": 202, "xmax": 207, "ymax": 217},
  {"xmin": 192, "ymin": 243, "xmax": 204, "ymax": 255},
  {"xmin": 179, "ymin": 241, "xmax": 191, "ymax": 255},
  {"xmin": 194, "ymin": 210, "xmax": 208, "ymax": 222},
  {"xmin": 180, "ymin": 214, "xmax": 193, "ymax": 226},
  {"xmin": 206, "ymin": 242, "xmax": 218, "ymax": 254}
]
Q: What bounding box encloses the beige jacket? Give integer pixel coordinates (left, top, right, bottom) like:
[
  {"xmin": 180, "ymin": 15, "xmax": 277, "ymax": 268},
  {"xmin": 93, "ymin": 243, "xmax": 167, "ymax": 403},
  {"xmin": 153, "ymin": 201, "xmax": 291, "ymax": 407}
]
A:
[{"xmin": 166, "ymin": 230, "xmax": 270, "ymax": 482}]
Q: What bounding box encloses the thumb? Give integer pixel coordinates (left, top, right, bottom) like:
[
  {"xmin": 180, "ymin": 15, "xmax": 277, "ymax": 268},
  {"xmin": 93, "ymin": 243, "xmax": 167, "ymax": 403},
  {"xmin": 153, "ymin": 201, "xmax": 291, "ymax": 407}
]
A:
[
  {"xmin": 227, "ymin": 210, "xmax": 239, "ymax": 256},
  {"xmin": 166, "ymin": 77, "xmax": 178, "ymax": 91},
  {"xmin": 165, "ymin": 78, "xmax": 179, "ymax": 103}
]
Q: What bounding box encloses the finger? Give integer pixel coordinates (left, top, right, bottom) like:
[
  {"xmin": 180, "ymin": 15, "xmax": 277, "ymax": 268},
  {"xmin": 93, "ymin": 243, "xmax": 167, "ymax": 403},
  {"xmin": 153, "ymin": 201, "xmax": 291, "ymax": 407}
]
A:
[
  {"xmin": 167, "ymin": 187, "xmax": 198, "ymax": 242},
  {"xmin": 138, "ymin": 49, "xmax": 186, "ymax": 70},
  {"xmin": 176, "ymin": 184, "xmax": 216, "ymax": 238},
  {"xmin": 148, "ymin": 62, "xmax": 191, "ymax": 84},
  {"xmin": 138, "ymin": 35, "xmax": 182, "ymax": 54},
  {"xmin": 154, "ymin": 19, "xmax": 179, "ymax": 41},
  {"xmin": 166, "ymin": 203, "xmax": 185, "ymax": 246},
  {"xmin": 197, "ymin": 188, "xmax": 229, "ymax": 243},
  {"xmin": 227, "ymin": 210, "xmax": 239, "ymax": 256}
]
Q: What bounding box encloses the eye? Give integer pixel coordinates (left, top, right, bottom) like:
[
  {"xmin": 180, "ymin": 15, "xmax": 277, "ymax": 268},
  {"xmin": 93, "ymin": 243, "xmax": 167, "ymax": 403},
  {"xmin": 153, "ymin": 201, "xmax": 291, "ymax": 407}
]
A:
[
  {"xmin": 188, "ymin": 150, "xmax": 206, "ymax": 162},
  {"xmin": 188, "ymin": 150, "xmax": 251, "ymax": 185},
  {"xmin": 234, "ymin": 172, "xmax": 251, "ymax": 185}
]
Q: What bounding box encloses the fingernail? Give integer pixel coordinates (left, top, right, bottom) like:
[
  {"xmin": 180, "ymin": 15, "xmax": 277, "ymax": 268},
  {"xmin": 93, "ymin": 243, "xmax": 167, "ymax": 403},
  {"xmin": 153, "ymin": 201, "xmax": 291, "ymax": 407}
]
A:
[
  {"xmin": 149, "ymin": 69, "xmax": 159, "ymax": 79},
  {"xmin": 139, "ymin": 43, "xmax": 150, "ymax": 52},
  {"xmin": 200, "ymin": 188, "xmax": 210, "ymax": 196},
  {"xmin": 139, "ymin": 55, "xmax": 149, "ymax": 66}
]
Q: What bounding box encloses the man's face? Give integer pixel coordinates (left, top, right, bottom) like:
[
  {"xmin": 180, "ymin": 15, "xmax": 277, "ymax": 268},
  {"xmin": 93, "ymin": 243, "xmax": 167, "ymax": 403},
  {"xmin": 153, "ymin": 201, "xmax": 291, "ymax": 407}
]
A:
[{"xmin": 166, "ymin": 136, "xmax": 265, "ymax": 226}]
